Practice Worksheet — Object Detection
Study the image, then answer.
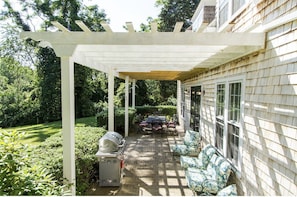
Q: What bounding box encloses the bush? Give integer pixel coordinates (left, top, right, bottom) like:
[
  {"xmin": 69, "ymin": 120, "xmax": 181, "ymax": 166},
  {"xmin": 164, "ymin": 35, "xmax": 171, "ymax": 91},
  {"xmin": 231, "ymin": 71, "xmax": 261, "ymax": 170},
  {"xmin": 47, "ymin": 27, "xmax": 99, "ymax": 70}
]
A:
[
  {"xmin": 96, "ymin": 107, "xmax": 136, "ymax": 134},
  {"xmin": 135, "ymin": 105, "xmax": 176, "ymax": 117},
  {"xmin": 0, "ymin": 130, "xmax": 67, "ymax": 195},
  {"xmin": 30, "ymin": 126, "xmax": 106, "ymax": 195}
]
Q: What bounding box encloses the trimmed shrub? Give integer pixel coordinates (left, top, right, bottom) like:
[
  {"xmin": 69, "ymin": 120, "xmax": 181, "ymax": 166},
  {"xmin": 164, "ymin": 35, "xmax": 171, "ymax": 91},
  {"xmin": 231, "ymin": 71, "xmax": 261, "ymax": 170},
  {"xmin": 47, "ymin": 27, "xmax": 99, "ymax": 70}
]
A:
[
  {"xmin": 0, "ymin": 130, "xmax": 67, "ymax": 195},
  {"xmin": 30, "ymin": 126, "xmax": 106, "ymax": 195},
  {"xmin": 135, "ymin": 105, "xmax": 176, "ymax": 117},
  {"xmin": 96, "ymin": 107, "xmax": 136, "ymax": 134}
]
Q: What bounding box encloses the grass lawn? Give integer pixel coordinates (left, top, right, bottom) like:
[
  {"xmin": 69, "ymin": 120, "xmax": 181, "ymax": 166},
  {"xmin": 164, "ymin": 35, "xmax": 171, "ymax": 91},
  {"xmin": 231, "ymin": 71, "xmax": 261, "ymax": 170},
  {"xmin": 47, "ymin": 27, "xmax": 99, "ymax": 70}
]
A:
[{"xmin": 1, "ymin": 116, "xmax": 98, "ymax": 145}]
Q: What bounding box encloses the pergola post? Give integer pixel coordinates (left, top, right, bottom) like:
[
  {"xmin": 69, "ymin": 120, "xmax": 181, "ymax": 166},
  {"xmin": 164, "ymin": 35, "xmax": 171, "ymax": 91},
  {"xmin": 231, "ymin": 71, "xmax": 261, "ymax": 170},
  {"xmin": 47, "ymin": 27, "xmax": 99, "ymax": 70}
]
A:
[
  {"xmin": 61, "ymin": 57, "xmax": 76, "ymax": 195},
  {"xmin": 125, "ymin": 76, "xmax": 129, "ymax": 137},
  {"xmin": 176, "ymin": 80, "xmax": 182, "ymax": 126},
  {"xmin": 132, "ymin": 79, "xmax": 136, "ymax": 109},
  {"xmin": 108, "ymin": 68, "xmax": 115, "ymax": 131}
]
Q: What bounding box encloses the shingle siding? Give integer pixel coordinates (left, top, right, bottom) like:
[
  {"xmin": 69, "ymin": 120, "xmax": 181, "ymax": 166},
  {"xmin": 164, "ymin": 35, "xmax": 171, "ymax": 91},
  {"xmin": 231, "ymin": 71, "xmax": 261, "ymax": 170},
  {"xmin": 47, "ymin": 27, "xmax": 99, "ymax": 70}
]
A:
[{"xmin": 183, "ymin": 0, "xmax": 297, "ymax": 195}]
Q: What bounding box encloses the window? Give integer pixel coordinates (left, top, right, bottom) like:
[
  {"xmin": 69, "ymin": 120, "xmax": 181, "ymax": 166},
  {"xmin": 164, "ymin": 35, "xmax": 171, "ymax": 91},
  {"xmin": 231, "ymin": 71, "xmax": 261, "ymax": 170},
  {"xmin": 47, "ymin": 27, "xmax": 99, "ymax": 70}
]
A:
[
  {"xmin": 215, "ymin": 84, "xmax": 225, "ymax": 152},
  {"xmin": 227, "ymin": 82, "xmax": 241, "ymax": 167},
  {"xmin": 215, "ymin": 81, "xmax": 243, "ymax": 170},
  {"xmin": 232, "ymin": 0, "xmax": 246, "ymax": 14},
  {"xmin": 218, "ymin": 0, "xmax": 229, "ymax": 27},
  {"xmin": 218, "ymin": 0, "xmax": 247, "ymax": 28}
]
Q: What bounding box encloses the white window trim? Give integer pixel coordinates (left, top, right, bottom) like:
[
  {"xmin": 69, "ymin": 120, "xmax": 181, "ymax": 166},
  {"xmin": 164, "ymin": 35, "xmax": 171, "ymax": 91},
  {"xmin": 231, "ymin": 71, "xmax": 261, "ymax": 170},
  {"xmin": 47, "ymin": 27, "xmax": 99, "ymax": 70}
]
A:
[
  {"xmin": 214, "ymin": 75, "xmax": 245, "ymax": 176},
  {"xmin": 217, "ymin": 0, "xmax": 250, "ymax": 32}
]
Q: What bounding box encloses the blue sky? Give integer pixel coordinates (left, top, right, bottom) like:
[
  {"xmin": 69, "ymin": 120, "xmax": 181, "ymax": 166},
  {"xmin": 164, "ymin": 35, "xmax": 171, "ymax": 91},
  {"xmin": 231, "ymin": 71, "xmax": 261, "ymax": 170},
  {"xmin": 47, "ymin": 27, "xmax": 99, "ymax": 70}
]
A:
[{"xmin": 84, "ymin": 0, "xmax": 161, "ymax": 32}]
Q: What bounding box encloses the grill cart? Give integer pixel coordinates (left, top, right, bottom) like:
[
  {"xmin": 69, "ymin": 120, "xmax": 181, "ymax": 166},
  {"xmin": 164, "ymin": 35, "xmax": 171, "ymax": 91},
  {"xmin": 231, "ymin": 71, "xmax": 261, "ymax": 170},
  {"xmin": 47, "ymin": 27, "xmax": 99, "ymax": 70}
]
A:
[{"xmin": 95, "ymin": 131, "xmax": 126, "ymax": 186}]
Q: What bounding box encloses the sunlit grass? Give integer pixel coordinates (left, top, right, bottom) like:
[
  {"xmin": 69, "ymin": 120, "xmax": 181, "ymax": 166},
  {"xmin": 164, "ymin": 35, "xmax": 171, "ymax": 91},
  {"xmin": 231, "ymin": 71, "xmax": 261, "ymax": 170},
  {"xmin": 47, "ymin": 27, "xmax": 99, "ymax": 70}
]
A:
[{"xmin": 1, "ymin": 116, "xmax": 97, "ymax": 145}]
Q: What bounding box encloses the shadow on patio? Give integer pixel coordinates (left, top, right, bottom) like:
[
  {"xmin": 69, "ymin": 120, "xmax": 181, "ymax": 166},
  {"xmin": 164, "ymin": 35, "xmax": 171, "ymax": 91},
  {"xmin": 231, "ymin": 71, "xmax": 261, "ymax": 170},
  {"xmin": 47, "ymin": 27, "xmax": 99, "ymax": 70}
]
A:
[{"xmin": 87, "ymin": 129, "xmax": 193, "ymax": 196}]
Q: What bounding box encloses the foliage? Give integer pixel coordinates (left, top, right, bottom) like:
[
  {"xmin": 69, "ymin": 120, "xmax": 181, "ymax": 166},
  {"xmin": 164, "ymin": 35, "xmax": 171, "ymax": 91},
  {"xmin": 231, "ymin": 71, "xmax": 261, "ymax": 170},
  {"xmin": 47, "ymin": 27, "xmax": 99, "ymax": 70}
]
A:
[
  {"xmin": 135, "ymin": 105, "xmax": 177, "ymax": 117},
  {"xmin": 0, "ymin": 57, "xmax": 40, "ymax": 128},
  {"xmin": 96, "ymin": 107, "xmax": 136, "ymax": 134},
  {"xmin": 0, "ymin": 25, "xmax": 37, "ymax": 67},
  {"xmin": 157, "ymin": 0, "xmax": 200, "ymax": 32},
  {"xmin": 0, "ymin": 0, "xmax": 110, "ymax": 126},
  {"xmin": 135, "ymin": 80, "xmax": 150, "ymax": 106},
  {"xmin": 0, "ymin": 0, "xmax": 190, "ymax": 129},
  {"xmin": 0, "ymin": 130, "xmax": 67, "ymax": 195},
  {"xmin": 36, "ymin": 47, "xmax": 62, "ymax": 122},
  {"xmin": 30, "ymin": 126, "xmax": 106, "ymax": 195},
  {"xmin": 75, "ymin": 64, "xmax": 95, "ymax": 118},
  {"xmin": 159, "ymin": 80, "xmax": 177, "ymax": 105}
]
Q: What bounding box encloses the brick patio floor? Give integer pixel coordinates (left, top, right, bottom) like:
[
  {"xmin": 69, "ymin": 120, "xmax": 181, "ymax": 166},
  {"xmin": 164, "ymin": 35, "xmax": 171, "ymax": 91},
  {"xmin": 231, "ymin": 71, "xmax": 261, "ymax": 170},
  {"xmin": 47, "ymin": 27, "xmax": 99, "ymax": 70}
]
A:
[{"xmin": 87, "ymin": 128, "xmax": 193, "ymax": 196}]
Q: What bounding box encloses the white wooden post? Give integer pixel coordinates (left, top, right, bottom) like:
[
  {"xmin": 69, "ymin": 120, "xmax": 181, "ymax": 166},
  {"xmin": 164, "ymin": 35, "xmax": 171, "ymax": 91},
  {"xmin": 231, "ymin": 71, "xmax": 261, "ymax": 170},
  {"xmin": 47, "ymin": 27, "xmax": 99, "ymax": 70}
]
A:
[
  {"xmin": 132, "ymin": 79, "xmax": 136, "ymax": 109},
  {"xmin": 108, "ymin": 68, "xmax": 114, "ymax": 131},
  {"xmin": 125, "ymin": 76, "xmax": 129, "ymax": 137},
  {"xmin": 61, "ymin": 57, "xmax": 76, "ymax": 195},
  {"xmin": 177, "ymin": 80, "xmax": 182, "ymax": 126}
]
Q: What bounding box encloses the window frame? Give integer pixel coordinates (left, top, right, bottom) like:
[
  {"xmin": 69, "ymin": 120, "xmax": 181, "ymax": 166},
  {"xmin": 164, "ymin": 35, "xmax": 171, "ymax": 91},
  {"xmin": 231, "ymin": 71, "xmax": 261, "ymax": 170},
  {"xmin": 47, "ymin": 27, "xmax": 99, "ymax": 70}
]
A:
[
  {"xmin": 217, "ymin": 0, "xmax": 249, "ymax": 31},
  {"xmin": 214, "ymin": 75, "xmax": 245, "ymax": 173}
]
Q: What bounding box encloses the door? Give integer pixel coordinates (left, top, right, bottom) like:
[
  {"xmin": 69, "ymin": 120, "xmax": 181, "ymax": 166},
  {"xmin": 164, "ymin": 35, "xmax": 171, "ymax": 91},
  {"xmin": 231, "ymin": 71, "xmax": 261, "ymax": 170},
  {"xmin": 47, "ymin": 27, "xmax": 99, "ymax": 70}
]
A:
[{"xmin": 190, "ymin": 86, "xmax": 201, "ymax": 132}]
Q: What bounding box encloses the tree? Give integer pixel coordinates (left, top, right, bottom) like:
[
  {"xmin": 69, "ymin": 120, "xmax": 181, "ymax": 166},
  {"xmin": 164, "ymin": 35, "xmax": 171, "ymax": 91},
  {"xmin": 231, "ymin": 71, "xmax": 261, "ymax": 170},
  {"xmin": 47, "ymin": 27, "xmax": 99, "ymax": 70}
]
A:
[
  {"xmin": 150, "ymin": 0, "xmax": 200, "ymax": 106},
  {"xmin": 157, "ymin": 0, "xmax": 200, "ymax": 32},
  {"xmin": 1, "ymin": 0, "xmax": 110, "ymax": 123},
  {"xmin": 0, "ymin": 57, "xmax": 39, "ymax": 127}
]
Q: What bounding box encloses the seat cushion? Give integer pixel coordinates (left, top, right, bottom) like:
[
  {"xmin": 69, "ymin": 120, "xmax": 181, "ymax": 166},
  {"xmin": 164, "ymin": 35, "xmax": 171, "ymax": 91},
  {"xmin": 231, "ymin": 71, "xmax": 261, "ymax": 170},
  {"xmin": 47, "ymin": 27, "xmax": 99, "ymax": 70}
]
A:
[
  {"xmin": 216, "ymin": 184, "xmax": 237, "ymax": 196},
  {"xmin": 180, "ymin": 156, "xmax": 200, "ymax": 169},
  {"xmin": 197, "ymin": 144, "xmax": 216, "ymax": 169},
  {"xmin": 170, "ymin": 144, "xmax": 198, "ymax": 155},
  {"xmin": 184, "ymin": 130, "xmax": 200, "ymax": 147},
  {"xmin": 185, "ymin": 168, "xmax": 219, "ymax": 194},
  {"xmin": 206, "ymin": 154, "xmax": 232, "ymax": 190},
  {"xmin": 200, "ymin": 184, "xmax": 237, "ymax": 196},
  {"xmin": 180, "ymin": 144, "xmax": 216, "ymax": 169}
]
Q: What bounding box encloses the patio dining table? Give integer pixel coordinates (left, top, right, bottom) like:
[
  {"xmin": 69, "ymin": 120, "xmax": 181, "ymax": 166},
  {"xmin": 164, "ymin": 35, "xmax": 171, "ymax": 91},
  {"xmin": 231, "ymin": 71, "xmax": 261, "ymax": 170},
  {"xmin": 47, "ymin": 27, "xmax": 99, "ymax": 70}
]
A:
[{"xmin": 138, "ymin": 115, "xmax": 167, "ymax": 134}]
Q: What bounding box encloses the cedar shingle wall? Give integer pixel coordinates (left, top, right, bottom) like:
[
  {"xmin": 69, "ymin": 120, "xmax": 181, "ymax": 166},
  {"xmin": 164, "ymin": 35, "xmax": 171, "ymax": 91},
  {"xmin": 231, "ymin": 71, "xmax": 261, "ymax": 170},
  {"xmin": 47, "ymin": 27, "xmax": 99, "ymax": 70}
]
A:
[{"xmin": 183, "ymin": 0, "xmax": 297, "ymax": 195}]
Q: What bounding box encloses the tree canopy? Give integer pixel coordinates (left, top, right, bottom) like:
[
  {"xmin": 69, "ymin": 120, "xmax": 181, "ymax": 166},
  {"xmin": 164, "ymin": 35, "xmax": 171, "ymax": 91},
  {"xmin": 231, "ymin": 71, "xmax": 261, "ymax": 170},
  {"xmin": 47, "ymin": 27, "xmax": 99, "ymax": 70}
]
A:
[{"xmin": 0, "ymin": 0, "xmax": 199, "ymax": 128}]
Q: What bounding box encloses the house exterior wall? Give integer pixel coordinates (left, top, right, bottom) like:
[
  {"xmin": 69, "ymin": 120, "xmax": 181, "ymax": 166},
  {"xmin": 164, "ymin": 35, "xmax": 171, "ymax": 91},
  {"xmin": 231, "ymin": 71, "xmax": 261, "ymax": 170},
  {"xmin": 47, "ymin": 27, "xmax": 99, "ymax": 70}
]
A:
[{"xmin": 181, "ymin": 0, "xmax": 297, "ymax": 195}]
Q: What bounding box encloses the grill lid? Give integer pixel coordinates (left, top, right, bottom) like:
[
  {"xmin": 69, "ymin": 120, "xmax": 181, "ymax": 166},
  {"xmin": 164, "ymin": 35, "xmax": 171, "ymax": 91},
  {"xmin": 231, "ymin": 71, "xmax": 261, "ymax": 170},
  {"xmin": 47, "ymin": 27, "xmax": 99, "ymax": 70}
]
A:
[{"xmin": 99, "ymin": 131, "xmax": 124, "ymax": 153}]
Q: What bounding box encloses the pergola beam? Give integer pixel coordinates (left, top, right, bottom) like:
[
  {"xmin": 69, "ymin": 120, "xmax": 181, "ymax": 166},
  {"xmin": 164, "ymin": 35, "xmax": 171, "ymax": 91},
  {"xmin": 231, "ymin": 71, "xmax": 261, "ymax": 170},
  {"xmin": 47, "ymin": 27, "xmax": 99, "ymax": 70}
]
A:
[
  {"xmin": 100, "ymin": 21, "xmax": 113, "ymax": 32},
  {"xmin": 20, "ymin": 32, "xmax": 265, "ymax": 47},
  {"xmin": 75, "ymin": 20, "xmax": 92, "ymax": 32},
  {"xmin": 126, "ymin": 22, "xmax": 135, "ymax": 33},
  {"xmin": 51, "ymin": 21, "xmax": 70, "ymax": 32},
  {"xmin": 174, "ymin": 22, "xmax": 184, "ymax": 32},
  {"xmin": 151, "ymin": 22, "xmax": 158, "ymax": 32}
]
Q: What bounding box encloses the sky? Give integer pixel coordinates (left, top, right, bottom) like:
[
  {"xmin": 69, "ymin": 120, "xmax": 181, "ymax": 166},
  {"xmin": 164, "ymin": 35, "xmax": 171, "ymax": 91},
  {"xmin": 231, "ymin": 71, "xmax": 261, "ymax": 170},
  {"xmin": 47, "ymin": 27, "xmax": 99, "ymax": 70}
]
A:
[
  {"xmin": 0, "ymin": 0, "xmax": 161, "ymax": 32},
  {"xmin": 84, "ymin": 0, "xmax": 161, "ymax": 32}
]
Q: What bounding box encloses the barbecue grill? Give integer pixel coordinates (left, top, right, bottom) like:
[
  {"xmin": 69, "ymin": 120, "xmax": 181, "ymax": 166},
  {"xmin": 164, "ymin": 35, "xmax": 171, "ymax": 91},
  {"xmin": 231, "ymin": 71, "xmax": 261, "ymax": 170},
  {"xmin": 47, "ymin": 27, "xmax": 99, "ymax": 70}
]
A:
[{"xmin": 95, "ymin": 131, "xmax": 126, "ymax": 186}]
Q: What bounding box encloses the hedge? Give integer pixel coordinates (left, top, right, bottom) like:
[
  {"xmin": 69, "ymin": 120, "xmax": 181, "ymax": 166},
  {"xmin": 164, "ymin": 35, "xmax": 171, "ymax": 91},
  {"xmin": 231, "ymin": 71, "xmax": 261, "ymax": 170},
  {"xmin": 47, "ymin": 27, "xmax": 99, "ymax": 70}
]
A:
[
  {"xmin": 135, "ymin": 105, "xmax": 176, "ymax": 117},
  {"xmin": 96, "ymin": 106, "xmax": 177, "ymax": 132},
  {"xmin": 96, "ymin": 107, "xmax": 136, "ymax": 134},
  {"xmin": 30, "ymin": 126, "xmax": 106, "ymax": 195},
  {"xmin": 0, "ymin": 130, "xmax": 67, "ymax": 195}
]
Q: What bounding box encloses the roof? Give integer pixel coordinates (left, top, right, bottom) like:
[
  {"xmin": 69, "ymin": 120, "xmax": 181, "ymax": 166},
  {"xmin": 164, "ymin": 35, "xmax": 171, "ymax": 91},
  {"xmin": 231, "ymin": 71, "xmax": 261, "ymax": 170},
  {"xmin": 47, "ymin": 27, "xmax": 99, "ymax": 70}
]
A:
[{"xmin": 20, "ymin": 21, "xmax": 265, "ymax": 81}]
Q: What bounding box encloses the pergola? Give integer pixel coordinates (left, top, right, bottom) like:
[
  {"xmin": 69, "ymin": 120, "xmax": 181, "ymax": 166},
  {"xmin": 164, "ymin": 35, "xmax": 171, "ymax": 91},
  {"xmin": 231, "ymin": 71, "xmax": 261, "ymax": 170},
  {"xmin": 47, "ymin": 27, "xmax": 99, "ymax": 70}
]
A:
[{"xmin": 20, "ymin": 21, "xmax": 265, "ymax": 195}]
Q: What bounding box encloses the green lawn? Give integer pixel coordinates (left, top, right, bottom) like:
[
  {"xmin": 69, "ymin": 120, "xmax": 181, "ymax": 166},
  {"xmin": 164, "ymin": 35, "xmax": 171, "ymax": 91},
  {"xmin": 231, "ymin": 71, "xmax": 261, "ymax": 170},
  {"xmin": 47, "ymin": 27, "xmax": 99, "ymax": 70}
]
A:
[{"xmin": 1, "ymin": 116, "xmax": 98, "ymax": 145}]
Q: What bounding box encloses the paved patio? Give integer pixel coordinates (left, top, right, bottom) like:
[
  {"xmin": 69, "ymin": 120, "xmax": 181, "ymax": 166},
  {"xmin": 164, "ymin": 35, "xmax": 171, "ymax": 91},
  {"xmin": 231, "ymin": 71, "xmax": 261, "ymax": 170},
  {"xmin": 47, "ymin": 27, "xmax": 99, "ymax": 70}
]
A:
[{"xmin": 87, "ymin": 127, "xmax": 193, "ymax": 196}]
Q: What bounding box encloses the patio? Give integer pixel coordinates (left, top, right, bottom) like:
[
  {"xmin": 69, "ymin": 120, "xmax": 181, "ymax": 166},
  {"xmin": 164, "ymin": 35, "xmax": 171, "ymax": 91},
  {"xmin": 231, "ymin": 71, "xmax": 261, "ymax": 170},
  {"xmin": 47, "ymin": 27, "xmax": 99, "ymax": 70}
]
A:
[{"xmin": 87, "ymin": 127, "xmax": 193, "ymax": 196}]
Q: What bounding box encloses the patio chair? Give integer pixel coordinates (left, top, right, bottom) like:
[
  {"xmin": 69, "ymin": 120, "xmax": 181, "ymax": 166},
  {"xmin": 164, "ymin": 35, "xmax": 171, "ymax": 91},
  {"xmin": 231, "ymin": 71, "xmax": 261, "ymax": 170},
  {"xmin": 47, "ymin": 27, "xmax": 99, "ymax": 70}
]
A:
[
  {"xmin": 180, "ymin": 144, "xmax": 216, "ymax": 169},
  {"xmin": 170, "ymin": 130, "xmax": 201, "ymax": 156},
  {"xmin": 185, "ymin": 154, "xmax": 232, "ymax": 195}
]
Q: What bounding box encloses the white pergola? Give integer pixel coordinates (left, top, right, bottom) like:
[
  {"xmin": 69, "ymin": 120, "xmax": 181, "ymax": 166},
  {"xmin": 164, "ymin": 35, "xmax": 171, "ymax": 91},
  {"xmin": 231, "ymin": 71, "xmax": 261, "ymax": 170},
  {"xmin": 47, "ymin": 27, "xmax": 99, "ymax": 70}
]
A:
[{"xmin": 20, "ymin": 21, "xmax": 265, "ymax": 195}]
